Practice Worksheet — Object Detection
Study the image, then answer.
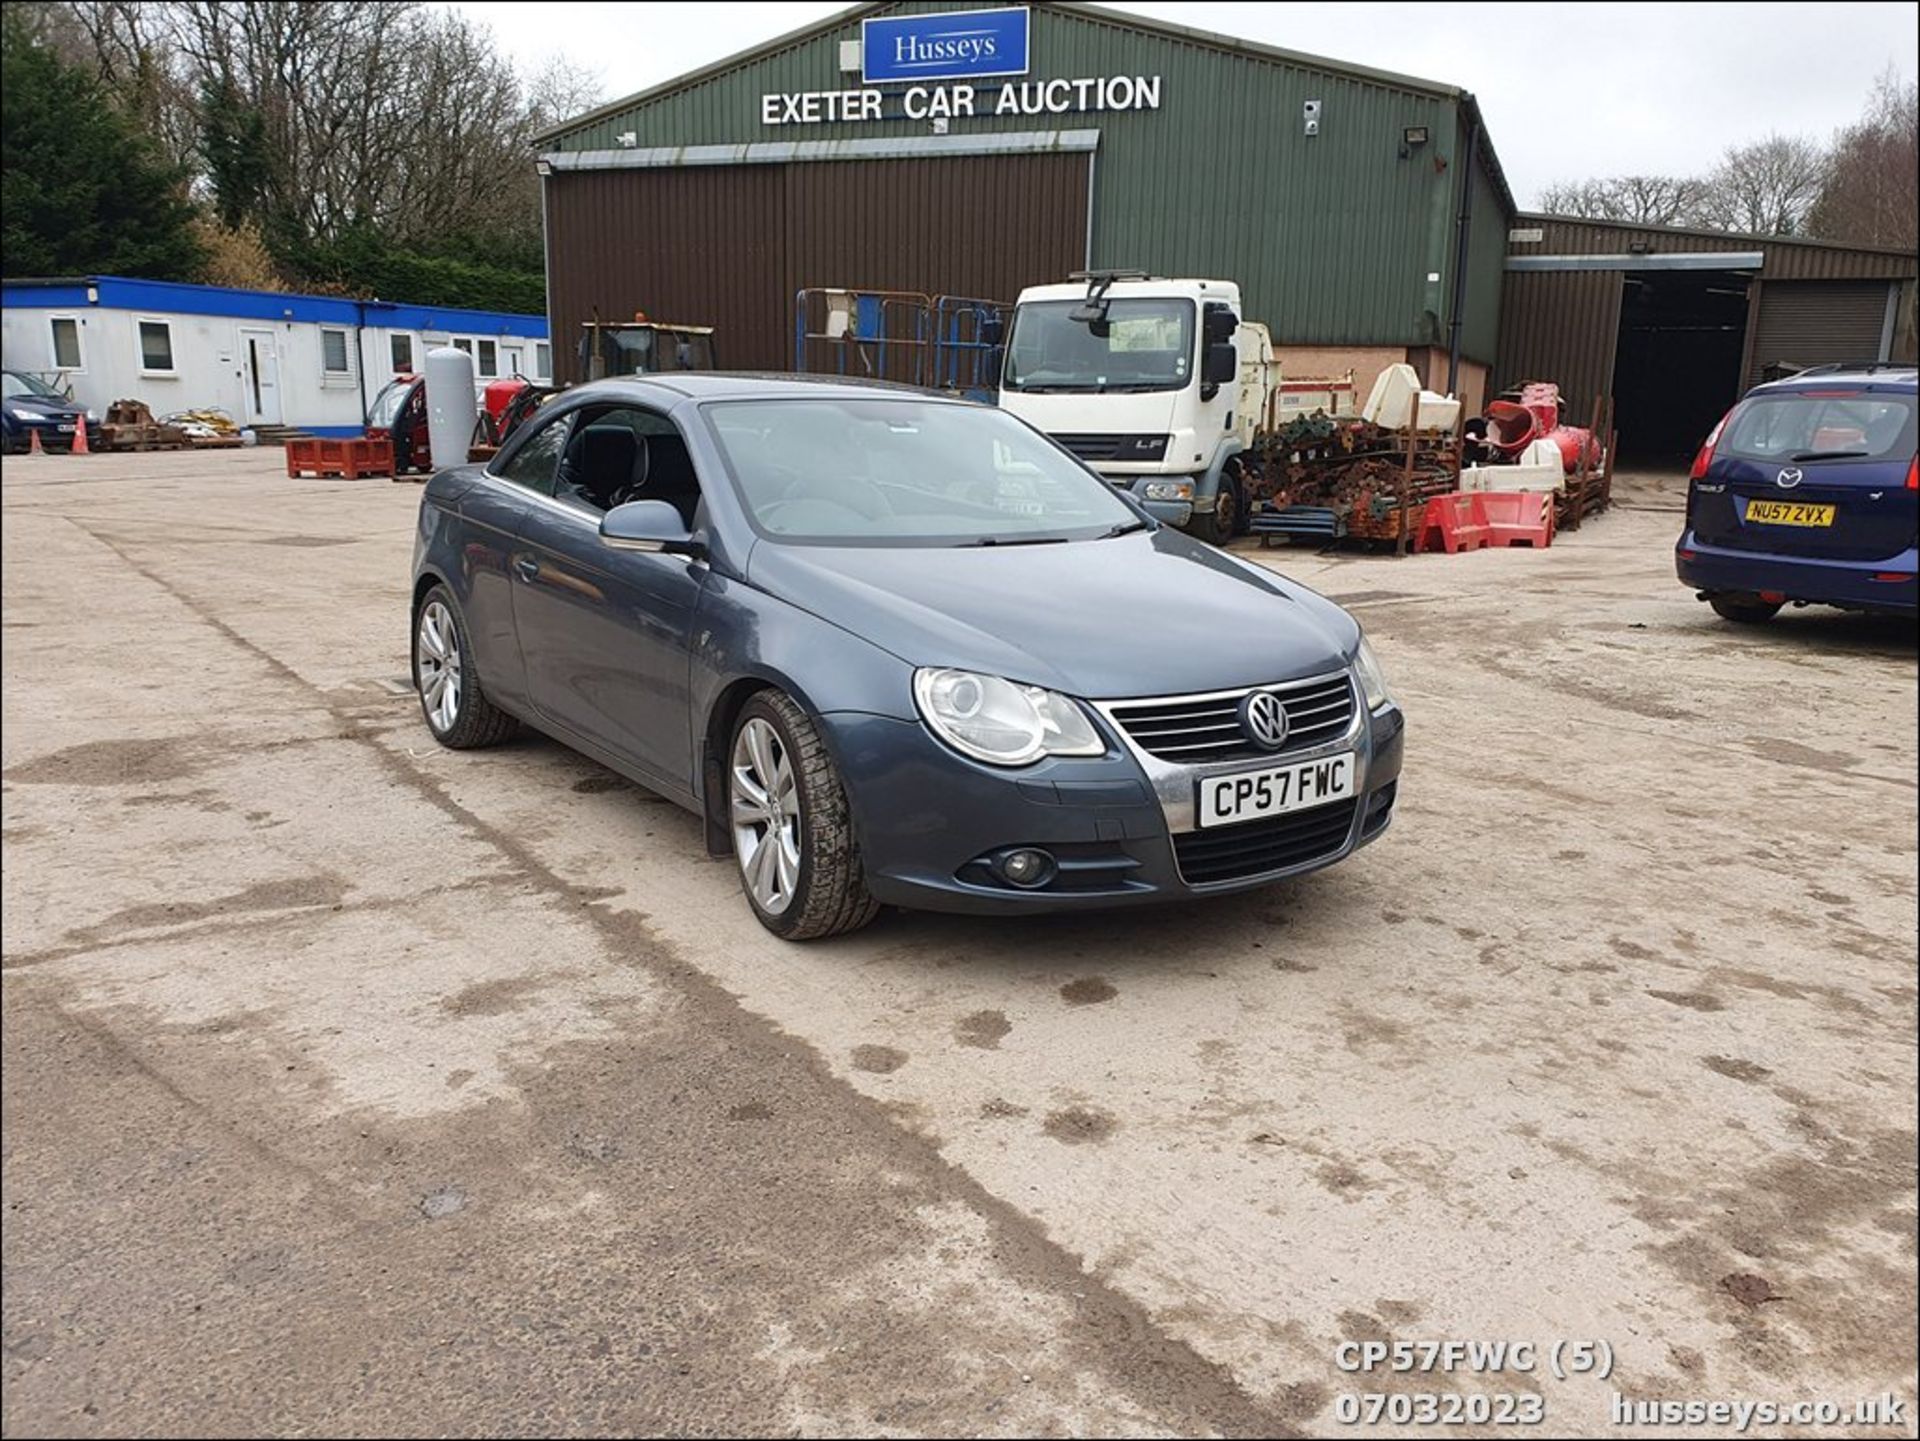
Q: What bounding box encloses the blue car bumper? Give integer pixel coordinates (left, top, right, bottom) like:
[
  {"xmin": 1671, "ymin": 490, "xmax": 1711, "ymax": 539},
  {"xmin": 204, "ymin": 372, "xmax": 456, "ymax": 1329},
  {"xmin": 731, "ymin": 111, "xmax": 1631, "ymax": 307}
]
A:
[
  {"xmin": 820, "ymin": 705, "xmax": 1403, "ymax": 916},
  {"xmin": 1677, "ymin": 532, "xmax": 1918, "ymax": 615}
]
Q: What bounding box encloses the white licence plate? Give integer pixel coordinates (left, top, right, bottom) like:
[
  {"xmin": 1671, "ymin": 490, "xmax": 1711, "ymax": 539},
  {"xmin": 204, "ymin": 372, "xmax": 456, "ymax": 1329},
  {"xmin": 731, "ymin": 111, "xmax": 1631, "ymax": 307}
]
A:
[{"xmin": 1196, "ymin": 752, "xmax": 1357, "ymax": 829}]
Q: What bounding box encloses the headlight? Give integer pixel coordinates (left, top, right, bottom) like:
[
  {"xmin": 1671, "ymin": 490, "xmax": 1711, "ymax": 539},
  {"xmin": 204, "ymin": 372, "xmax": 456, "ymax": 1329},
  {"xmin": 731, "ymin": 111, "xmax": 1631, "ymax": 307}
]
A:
[
  {"xmin": 85, "ymin": 409, "xmax": 97, "ymax": 422},
  {"xmin": 6, "ymin": 407, "xmax": 34, "ymax": 421},
  {"xmin": 913, "ymin": 667, "xmax": 1104, "ymax": 767},
  {"xmin": 1143, "ymin": 480, "xmax": 1193, "ymax": 502},
  {"xmin": 1352, "ymin": 634, "xmax": 1394, "ymax": 712}
]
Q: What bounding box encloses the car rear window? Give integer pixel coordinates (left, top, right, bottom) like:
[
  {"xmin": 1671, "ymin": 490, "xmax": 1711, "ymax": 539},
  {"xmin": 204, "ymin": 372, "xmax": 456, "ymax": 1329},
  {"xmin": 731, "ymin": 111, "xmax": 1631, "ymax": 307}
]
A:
[{"xmin": 1720, "ymin": 390, "xmax": 1917, "ymax": 464}]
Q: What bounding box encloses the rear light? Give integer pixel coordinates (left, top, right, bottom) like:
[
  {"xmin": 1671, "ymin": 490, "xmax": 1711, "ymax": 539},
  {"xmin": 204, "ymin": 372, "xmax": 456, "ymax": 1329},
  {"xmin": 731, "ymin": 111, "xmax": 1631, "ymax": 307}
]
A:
[
  {"xmin": 1689, "ymin": 408, "xmax": 1734, "ymax": 481},
  {"xmin": 1907, "ymin": 455, "xmax": 1916, "ymax": 490},
  {"xmin": 1871, "ymin": 572, "xmax": 1912, "ymax": 583}
]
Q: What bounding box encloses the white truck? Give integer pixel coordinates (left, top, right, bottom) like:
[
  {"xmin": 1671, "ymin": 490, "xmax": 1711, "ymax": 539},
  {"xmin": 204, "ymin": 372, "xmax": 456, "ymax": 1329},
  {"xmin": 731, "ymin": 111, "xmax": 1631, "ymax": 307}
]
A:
[{"xmin": 996, "ymin": 271, "xmax": 1280, "ymax": 544}]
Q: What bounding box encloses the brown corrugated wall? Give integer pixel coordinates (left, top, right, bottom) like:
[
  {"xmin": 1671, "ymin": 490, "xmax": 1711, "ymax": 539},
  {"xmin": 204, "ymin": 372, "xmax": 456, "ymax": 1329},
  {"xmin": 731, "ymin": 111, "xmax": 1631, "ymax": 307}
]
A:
[
  {"xmin": 545, "ymin": 165, "xmax": 786, "ymax": 384},
  {"xmin": 1493, "ymin": 268, "xmax": 1623, "ymax": 406},
  {"xmin": 545, "ymin": 153, "xmax": 1090, "ymax": 382}
]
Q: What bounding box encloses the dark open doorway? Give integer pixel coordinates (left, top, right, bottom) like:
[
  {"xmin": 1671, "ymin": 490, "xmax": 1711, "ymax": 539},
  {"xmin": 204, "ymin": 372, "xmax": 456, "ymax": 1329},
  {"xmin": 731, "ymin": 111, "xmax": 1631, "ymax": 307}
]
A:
[{"xmin": 1610, "ymin": 269, "xmax": 1752, "ymax": 465}]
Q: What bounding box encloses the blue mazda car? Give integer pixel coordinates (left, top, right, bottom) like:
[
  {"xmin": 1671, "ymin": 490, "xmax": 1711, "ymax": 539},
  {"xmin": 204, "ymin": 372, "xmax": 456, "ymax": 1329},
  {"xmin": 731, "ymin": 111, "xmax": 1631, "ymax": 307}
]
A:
[
  {"xmin": 1677, "ymin": 364, "xmax": 1917, "ymax": 622},
  {"xmin": 410, "ymin": 374, "xmax": 1403, "ymax": 939}
]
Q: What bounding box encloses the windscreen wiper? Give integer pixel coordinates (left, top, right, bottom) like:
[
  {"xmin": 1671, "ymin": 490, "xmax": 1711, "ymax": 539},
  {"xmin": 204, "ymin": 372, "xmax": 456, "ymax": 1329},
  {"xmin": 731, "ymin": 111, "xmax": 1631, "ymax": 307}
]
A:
[
  {"xmin": 1787, "ymin": 450, "xmax": 1869, "ymax": 461},
  {"xmin": 1099, "ymin": 519, "xmax": 1150, "ymax": 538},
  {"xmin": 958, "ymin": 534, "xmax": 1071, "ymax": 547}
]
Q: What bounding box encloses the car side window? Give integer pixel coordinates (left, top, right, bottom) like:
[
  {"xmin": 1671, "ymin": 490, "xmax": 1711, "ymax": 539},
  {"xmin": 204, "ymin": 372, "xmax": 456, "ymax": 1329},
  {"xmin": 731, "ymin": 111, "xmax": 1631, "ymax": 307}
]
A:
[
  {"xmin": 553, "ymin": 405, "xmax": 706, "ymax": 526},
  {"xmin": 494, "ymin": 416, "xmax": 571, "ymax": 496}
]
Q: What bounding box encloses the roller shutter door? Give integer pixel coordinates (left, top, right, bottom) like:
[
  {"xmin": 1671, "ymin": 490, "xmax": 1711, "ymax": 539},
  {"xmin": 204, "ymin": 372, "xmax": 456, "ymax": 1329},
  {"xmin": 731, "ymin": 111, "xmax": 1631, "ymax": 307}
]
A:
[
  {"xmin": 546, "ymin": 151, "xmax": 1090, "ymax": 379},
  {"xmin": 1747, "ymin": 280, "xmax": 1892, "ymax": 387}
]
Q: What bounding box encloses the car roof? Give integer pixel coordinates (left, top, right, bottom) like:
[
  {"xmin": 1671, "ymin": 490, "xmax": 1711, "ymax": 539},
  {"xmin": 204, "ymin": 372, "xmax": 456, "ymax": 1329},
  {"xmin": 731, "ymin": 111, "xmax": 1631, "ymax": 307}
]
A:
[
  {"xmin": 1752, "ymin": 364, "xmax": 1917, "ymax": 396},
  {"xmin": 564, "ymin": 372, "xmax": 970, "ymax": 404}
]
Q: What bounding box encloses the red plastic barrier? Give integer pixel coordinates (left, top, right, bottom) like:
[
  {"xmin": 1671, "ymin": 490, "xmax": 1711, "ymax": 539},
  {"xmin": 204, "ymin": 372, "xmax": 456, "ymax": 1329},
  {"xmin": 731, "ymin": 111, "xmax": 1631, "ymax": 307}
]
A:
[
  {"xmin": 1480, "ymin": 490, "xmax": 1556, "ymax": 548},
  {"xmin": 1414, "ymin": 492, "xmax": 1492, "ymax": 553}
]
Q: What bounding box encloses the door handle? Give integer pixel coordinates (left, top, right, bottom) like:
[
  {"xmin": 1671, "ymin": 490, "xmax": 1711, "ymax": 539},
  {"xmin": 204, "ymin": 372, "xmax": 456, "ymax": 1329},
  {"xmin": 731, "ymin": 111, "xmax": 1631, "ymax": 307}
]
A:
[{"xmin": 513, "ymin": 555, "xmax": 540, "ymax": 583}]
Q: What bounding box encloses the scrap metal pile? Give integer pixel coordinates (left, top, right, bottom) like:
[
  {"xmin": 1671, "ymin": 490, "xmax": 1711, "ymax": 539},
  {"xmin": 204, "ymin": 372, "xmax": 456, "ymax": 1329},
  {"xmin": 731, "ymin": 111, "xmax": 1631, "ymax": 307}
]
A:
[
  {"xmin": 1239, "ymin": 417, "xmax": 1459, "ymax": 545},
  {"xmin": 1247, "ymin": 375, "xmax": 1614, "ymax": 550}
]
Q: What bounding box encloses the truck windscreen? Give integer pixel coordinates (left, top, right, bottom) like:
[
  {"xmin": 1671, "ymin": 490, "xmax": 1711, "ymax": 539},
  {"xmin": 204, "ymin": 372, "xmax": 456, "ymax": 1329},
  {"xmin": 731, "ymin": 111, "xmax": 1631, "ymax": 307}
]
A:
[{"xmin": 1002, "ymin": 299, "xmax": 1195, "ymax": 394}]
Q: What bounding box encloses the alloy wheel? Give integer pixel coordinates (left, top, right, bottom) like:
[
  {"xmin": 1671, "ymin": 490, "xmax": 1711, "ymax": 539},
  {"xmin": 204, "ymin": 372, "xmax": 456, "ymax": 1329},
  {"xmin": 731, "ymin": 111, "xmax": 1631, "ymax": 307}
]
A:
[
  {"xmin": 731, "ymin": 717, "xmax": 801, "ymax": 915},
  {"xmin": 416, "ymin": 599, "xmax": 463, "ymax": 733}
]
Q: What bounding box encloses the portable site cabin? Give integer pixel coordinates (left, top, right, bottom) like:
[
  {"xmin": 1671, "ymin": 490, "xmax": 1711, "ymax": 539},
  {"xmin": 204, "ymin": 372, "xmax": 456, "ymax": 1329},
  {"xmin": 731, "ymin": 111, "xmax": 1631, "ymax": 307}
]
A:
[{"xmin": 1, "ymin": 275, "xmax": 551, "ymax": 437}]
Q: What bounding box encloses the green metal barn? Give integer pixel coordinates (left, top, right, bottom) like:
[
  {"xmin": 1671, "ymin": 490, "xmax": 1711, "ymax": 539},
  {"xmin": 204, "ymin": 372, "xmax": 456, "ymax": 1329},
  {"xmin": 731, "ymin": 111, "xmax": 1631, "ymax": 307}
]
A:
[
  {"xmin": 534, "ymin": 1, "xmax": 1917, "ymax": 460},
  {"xmin": 534, "ymin": 1, "xmax": 1516, "ymax": 412}
]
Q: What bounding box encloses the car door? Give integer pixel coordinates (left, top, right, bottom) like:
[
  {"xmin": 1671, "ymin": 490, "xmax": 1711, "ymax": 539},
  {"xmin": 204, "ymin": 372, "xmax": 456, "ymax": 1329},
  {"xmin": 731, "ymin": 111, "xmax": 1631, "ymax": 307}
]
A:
[
  {"xmin": 510, "ymin": 404, "xmax": 708, "ymax": 792},
  {"xmin": 453, "ymin": 413, "xmax": 575, "ymax": 713}
]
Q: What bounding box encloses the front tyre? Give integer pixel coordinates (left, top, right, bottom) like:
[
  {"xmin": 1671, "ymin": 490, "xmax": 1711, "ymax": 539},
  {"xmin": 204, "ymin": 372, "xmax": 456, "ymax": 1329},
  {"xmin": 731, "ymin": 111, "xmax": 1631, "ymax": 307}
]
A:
[
  {"xmin": 729, "ymin": 692, "xmax": 879, "ymax": 941},
  {"xmin": 413, "ymin": 585, "xmax": 519, "ymax": 748},
  {"xmin": 1710, "ymin": 595, "xmax": 1783, "ymax": 625},
  {"xmin": 1190, "ymin": 473, "xmax": 1243, "ymax": 546}
]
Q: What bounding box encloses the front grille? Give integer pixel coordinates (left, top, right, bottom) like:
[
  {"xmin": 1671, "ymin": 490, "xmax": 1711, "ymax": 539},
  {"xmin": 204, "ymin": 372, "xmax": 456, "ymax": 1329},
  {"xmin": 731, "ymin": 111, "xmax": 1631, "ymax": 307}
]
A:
[
  {"xmin": 1107, "ymin": 675, "xmax": 1356, "ymax": 764},
  {"xmin": 1174, "ymin": 799, "xmax": 1358, "ymax": 885},
  {"xmin": 1053, "ymin": 432, "xmax": 1168, "ymax": 463}
]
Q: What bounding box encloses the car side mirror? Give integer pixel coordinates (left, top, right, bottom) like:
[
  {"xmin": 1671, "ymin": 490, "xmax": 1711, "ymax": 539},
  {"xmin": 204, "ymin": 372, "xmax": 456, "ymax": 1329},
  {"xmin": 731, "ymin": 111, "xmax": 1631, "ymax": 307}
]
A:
[{"xmin": 600, "ymin": 499, "xmax": 704, "ymax": 557}]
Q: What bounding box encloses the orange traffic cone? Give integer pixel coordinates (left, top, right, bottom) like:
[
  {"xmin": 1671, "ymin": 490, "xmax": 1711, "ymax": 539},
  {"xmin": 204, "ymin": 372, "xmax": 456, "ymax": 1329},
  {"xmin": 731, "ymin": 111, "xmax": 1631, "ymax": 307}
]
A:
[
  {"xmin": 70, "ymin": 418, "xmax": 90, "ymax": 456},
  {"xmin": 27, "ymin": 427, "xmax": 44, "ymax": 456}
]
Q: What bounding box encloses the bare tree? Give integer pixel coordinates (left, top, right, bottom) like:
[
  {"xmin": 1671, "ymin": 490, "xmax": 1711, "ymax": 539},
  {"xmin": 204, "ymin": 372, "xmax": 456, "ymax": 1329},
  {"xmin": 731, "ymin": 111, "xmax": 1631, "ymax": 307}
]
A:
[
  {"xmin": 1693, "ymin": 133, "xmax": 1827, "ymax": 236},
  {"xmin": 525, "ymin": 56, "xmax": 604, "ymax": 135},
  {"xmin": 1807, "ymin": 67, "xmax": 1918, "ymax": 250},
  {"xmin": 1538, "ymin": 174, "xmax": 1707, "ymax": 227}
]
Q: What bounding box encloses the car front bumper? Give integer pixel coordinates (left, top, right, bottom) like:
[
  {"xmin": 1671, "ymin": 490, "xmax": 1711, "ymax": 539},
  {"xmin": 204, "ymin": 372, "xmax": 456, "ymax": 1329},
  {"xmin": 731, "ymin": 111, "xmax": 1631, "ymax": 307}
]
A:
[
  {"xmin": 1677, "ymin": 532, "xmax": 1918, "ymax": 615},
  {"xmin": 821, "ymin": 700, "xmax": 1404, "ymax": 916},
  {"xmin": 4, "ymin": 415, "xmax": 95, "ymax": 450}
]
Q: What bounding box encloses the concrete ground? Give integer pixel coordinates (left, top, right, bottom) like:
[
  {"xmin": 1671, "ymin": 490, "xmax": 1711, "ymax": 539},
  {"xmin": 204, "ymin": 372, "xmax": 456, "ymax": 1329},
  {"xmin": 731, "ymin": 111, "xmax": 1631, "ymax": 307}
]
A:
[{"xmin": 2, "ymin": 447, "xmax": 1914, "ymax": 1439}]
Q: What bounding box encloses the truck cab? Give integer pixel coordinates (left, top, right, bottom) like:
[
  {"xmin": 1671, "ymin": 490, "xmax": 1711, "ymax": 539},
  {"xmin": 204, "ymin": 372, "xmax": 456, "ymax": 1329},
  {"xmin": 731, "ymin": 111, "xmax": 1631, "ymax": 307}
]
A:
[{"xmin": 998, "ymin": 272, "xmax": 1274, "ymax": 543}]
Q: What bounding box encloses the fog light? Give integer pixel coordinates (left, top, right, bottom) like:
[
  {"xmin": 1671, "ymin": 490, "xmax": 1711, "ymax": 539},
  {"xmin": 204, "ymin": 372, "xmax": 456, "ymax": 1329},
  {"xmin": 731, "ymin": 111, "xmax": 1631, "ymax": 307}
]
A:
[{"xmin": 997, "ymin": 848, "xmax": 1055, "ymax": 888}]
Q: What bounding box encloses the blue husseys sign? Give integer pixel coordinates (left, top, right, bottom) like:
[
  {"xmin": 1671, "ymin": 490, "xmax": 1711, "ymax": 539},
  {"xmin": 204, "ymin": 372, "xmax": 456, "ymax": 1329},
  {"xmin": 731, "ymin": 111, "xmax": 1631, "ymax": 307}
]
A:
[{"xmin": 861, "ymin": 7, "xmax": 1030, "ymax": 84}]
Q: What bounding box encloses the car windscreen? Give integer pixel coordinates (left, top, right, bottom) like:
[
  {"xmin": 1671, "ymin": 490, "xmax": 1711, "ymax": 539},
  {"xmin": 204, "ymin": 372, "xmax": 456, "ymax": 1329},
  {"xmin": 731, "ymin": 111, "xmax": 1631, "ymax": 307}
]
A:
[
  {"xmin": 1720, "ymin": 390, "xmax": 1917, "ymax": 464},
  {"xmin": 1002, "ymin": 298, "xmax": 1195, "ymax": 394},
  {"xmin": 702, "ymin": 396, "xmax": 1142, "ymax": 546},
  {"xmin": 366, "ymin": 379, "xmax": 412, "ymax": 429},
  {"xmin": 3, "ymin": 371, "xmax": 62, "ymax": 401}
]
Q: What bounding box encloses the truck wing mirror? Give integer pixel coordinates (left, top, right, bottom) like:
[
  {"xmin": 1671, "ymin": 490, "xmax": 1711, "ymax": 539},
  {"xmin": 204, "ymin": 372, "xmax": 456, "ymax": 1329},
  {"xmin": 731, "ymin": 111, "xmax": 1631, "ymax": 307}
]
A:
[
  {"xmin": 1203, "ymin": 307, "xmax": 1239, "ymax": 344},
  {"xmin": 1203, "ymin": 341, "xmax": 1238, "ymax": 387}
]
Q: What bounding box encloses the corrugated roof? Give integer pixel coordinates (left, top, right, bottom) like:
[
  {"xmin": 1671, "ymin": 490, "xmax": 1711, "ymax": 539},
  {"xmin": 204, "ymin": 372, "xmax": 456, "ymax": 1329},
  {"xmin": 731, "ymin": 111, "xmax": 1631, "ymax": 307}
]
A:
[{"xmin": 1513, "ymin": 211, "xmax": 1918, "ymax": 261}]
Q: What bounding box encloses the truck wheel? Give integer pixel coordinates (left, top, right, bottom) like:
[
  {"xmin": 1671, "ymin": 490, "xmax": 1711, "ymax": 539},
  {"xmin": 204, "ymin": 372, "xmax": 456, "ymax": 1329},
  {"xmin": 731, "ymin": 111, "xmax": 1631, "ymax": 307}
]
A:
[
  {"xmin": 1191, "ymin": 477, "xmax": 1242, "ymax": 546},
  {"xmin": 1710, "ymin": 596, "xmax": 1783, "ymax": 625}
]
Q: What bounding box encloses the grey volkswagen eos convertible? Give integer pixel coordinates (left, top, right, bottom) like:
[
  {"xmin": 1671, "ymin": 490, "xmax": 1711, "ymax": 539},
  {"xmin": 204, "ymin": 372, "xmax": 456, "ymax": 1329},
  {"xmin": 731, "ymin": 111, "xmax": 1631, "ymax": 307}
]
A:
[{"xmin": 410, "ymin": 374, "xmax": 1404, "ymax": 939}]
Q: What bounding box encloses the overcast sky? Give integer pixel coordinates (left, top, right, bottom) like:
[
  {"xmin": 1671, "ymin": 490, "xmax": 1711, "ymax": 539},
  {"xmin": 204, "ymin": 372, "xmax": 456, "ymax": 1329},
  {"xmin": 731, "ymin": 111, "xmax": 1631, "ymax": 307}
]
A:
[{"xmin": 454, "ymin": 1, "xmax": 1919, "ymax": 206}]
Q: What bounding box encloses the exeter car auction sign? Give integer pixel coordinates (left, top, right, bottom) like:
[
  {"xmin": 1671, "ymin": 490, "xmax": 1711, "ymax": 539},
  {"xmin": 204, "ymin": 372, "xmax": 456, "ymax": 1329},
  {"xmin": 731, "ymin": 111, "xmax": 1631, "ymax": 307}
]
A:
[{"xmin": 760, "ymin": 5, "xmax": 1163, "ymax": 127}]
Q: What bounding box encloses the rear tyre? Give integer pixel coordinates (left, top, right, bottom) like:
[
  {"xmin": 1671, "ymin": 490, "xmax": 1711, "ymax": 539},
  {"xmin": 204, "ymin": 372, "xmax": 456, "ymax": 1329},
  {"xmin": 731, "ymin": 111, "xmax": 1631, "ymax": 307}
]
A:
[
  {"xmin": 1710, "ymin": 595, "xmax": 1783, "ymax": 625},
  {"xmin": 728, "ymin": 691, "xmax": 879, "ymax": 941},
  {"xmin": 414, "ymin": 585, "xmax": 519, "ymax": 748}
]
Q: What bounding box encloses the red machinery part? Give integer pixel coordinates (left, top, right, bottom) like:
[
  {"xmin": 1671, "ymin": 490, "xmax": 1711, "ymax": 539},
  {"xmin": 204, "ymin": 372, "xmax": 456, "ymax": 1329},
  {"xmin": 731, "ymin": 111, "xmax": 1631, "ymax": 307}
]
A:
[
  {"xmin": 483, "ymin": 377, "xmax": 531, "ymax": 435},
  {"xmin": 1484, "ymin": 400, "xmax": 1537, "ymax": 456},
  {"xmin": 1543, "ymin": 425, "xmax": 1599, "ymax": 473}
]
